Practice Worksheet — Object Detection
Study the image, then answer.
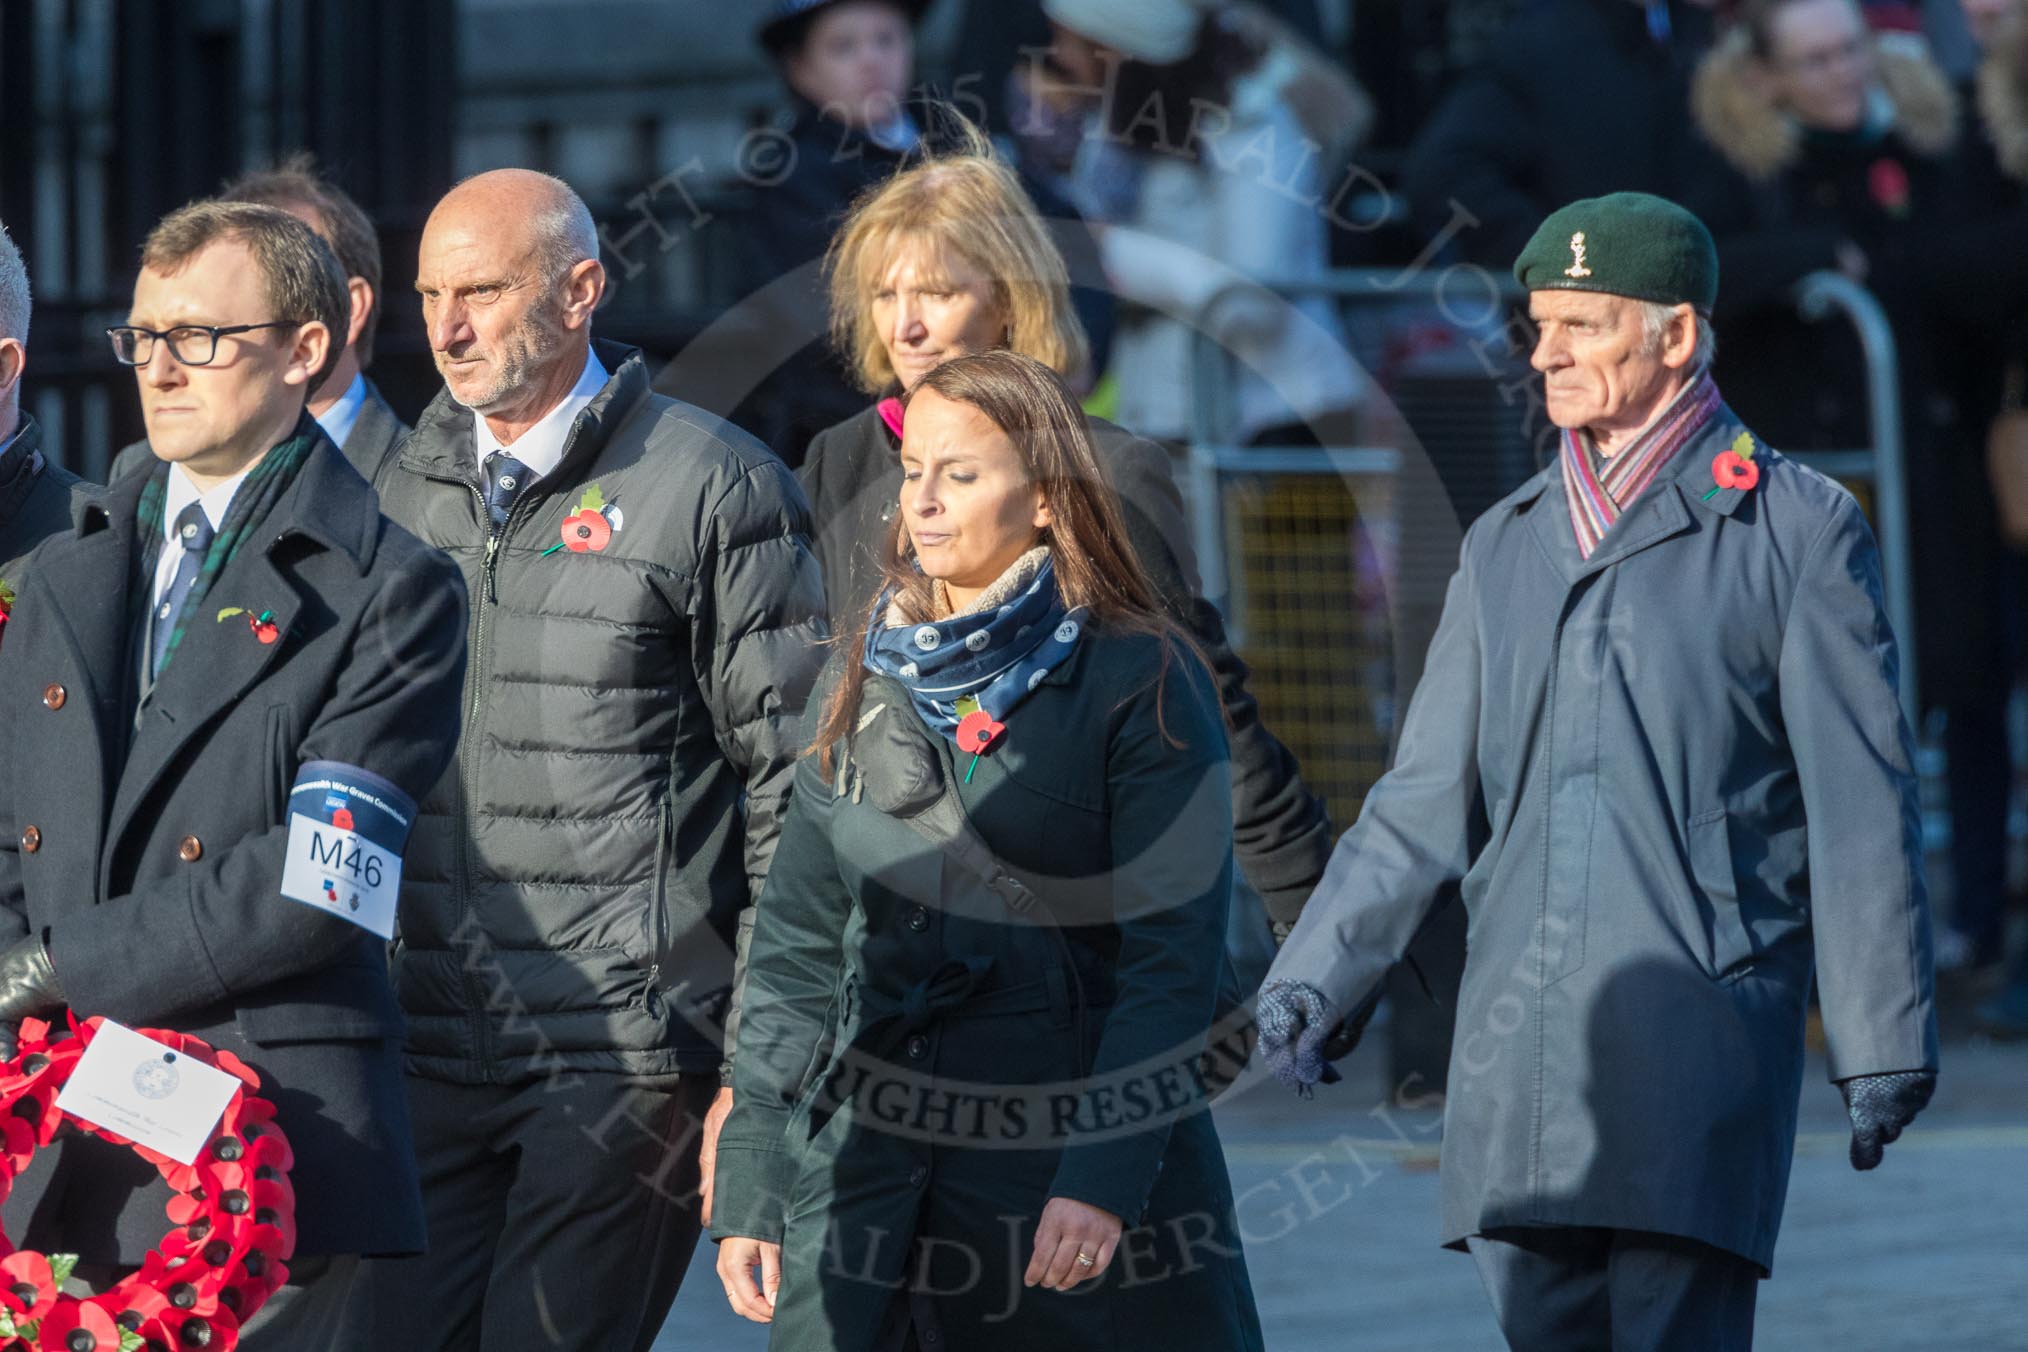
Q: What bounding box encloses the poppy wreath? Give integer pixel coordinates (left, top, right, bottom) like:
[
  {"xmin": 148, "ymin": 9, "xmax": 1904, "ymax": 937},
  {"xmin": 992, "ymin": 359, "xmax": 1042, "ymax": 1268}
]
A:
[{"xmin": 0, "ymin": 1015, "xmax": 296, "ymax": 1352}]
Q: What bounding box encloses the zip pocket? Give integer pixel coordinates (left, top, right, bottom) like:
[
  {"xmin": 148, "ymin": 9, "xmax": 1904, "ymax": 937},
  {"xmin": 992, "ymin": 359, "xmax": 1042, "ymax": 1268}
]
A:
[{"xmin": 645, "ymin": 800, "xmax": 672, "ymax": 1016}]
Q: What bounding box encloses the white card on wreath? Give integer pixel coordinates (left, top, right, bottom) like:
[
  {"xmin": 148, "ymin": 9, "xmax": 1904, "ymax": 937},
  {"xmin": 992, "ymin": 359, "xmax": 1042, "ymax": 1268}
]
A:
[{"xmin": 54, "ymin": 1020, "xmax": 240, "ymax": 1166}]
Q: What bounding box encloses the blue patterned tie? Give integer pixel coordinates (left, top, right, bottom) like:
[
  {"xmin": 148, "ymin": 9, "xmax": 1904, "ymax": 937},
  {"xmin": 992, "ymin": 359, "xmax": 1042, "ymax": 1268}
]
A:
[
  {"xmin": 152, "ymin": 502, "xmax": 215, "ymax": 677},
  {"xmin": 483, "ymin": 452, "xmax": 531, "ymax": 529}
]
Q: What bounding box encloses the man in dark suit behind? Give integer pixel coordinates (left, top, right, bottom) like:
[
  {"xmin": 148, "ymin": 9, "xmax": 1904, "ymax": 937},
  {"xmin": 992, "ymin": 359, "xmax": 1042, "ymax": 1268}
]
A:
[
  {"xmin": 0, "ymin": 217, "xmax": 84, "ymax": 581},
  {"xmin": 109, "ymin": 154, "xmax": 408, "ymax": 486},
  {"xmin": 0, "ymin": 201, "xmax": 466, "ymax": 1346}
]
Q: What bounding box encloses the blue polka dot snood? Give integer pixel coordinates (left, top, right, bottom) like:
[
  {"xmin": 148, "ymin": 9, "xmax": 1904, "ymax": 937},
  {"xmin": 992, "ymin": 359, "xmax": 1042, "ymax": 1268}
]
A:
[{"xmin": 862, "ymin": 551, "xmax": 1086, "ymax": 744}]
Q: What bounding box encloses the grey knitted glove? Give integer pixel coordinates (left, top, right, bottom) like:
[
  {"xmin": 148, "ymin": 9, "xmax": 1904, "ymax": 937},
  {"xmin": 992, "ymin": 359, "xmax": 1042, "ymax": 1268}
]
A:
[
  {"xmin": 1256, "ymin": 981, "xmax": 1346, "ymax": 1095},
  {"xmin": 1838, "ymin": 1070, "xmax": 1936, "ymax": 1171}
]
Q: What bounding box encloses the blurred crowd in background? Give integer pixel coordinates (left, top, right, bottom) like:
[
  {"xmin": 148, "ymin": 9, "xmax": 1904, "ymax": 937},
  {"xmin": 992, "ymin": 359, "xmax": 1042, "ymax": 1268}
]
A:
[
  {"xmin": 10, "ymin": 0, "xmax": 2027, "ymax": 1033},
  {"xmin": 730, "ymin": 0, "xmax": 2028, "ymax": 1038}
]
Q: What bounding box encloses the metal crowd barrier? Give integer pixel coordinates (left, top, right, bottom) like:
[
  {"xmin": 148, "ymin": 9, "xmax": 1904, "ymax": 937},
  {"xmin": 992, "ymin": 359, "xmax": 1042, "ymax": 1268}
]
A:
[{"xmin": 1184, "ymin": 267, "xmax": 1921, "ymax": 770}]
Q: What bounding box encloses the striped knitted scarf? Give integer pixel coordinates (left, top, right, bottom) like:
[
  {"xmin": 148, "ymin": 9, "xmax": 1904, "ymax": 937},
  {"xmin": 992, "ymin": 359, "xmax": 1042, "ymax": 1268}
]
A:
[
  {"xmin": 1560, "ymin": 369, "xmax": 1721, "ymax": 558},
  {"xmin": 134, "ymin": 414, "xmax": 322, "ymax": 678}
]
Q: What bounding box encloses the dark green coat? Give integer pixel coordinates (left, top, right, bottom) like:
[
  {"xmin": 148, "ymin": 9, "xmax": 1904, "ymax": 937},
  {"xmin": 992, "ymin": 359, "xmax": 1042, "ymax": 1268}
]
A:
[
  {"xmin": 714, "ymin": 626, "xmax": 1263, "ymax": 1352},
  {"xmin": 0, "ymin": 415, "xmax": 85, "ymax": 584}
]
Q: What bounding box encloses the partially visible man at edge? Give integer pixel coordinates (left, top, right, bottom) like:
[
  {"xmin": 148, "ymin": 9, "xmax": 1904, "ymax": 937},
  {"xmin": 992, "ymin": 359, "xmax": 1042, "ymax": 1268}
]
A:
[{"xmin": 0, "ymin": 219, "xmax": 84, "ymax": 591}]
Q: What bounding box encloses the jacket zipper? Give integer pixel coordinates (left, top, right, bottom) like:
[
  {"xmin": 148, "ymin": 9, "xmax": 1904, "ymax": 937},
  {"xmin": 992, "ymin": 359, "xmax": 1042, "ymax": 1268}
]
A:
[
  {"xmin": 420, "ymin": 425, "xmax": 584, "ymax": 1079},
  {"xmin": 465, "ymin": 479, "xmax": 501, "ymax": 1076},
  {"xmin": 415, "ymin": 466, "xmax": 511, "ymax": 1078}
]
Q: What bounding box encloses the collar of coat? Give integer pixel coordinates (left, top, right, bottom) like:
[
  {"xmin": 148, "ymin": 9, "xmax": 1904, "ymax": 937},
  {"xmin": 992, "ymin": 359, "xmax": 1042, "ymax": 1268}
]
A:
[
  {"xmin": 71, "ymin": 418, "xmax": 378, "ymax": 575},
  {"xmin": 1979, "ymin": 24, "xmax": 2028, "ymax": 183},
  {"xmin": 0, "ymin": 413, "xmax": 46, "ymax": 528},
  {"xmin": 1692, "ymin": 29, "xmax": 1959, "ymax": 183},
  {"xmin": 1509, "ymin": 399, "xmax": 1761, "ymax": 523},
  {"xmin": 401, "ymin": 339, "xmax": 648, "ymax": 487}
]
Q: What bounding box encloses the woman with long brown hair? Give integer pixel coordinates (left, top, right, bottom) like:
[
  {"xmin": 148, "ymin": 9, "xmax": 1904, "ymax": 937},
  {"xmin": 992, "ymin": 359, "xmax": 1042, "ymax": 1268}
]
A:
[
  {"xmin": 710, "ymin": 350, "xmax": 1263, "ymax": 1351},
  {"xmin": 786, "ymin": 124, "xmax": 1331, "ymax": 1008}
]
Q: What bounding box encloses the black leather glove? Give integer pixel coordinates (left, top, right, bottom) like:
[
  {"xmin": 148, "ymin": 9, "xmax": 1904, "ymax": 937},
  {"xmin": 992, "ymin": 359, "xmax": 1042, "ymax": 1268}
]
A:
[
  {"xmin": 1838, "ymin": 1070, "xmax": 1936, "ymax": 1171},
  {"xmin": 0, "ymin": 934, "xmax": 65, "ymax": 1031}
]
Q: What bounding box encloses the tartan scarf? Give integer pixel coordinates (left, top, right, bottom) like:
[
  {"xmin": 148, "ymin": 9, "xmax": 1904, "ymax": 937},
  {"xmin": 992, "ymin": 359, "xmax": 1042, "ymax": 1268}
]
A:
[
  {"xmin": 133, "ymin": 414, "xmax": 322, "ymax": 679},
  {"xmin": 1559, "ymin": 369, "xmax": 1721, "ymax": 559}
]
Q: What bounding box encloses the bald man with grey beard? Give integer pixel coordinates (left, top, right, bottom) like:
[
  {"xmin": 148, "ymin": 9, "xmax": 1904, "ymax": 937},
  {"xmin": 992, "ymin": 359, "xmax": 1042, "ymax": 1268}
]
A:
[{"xmin": 341, "ymin": 170, "xmax": 826, "ymax": 1351}]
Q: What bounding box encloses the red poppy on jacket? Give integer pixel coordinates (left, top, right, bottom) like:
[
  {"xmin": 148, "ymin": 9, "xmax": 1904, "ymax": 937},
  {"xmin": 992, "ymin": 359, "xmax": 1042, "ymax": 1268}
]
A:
[
  {"xmin": 1712, "ymin": 449, "xmax": 1761, "ymax": 492},
  {"xmin": 1868, "ymin": 157, "xmax": 1911, "ymax": 214},
  {"xmin": 956, "ymin": 710, "xmax": 1006, "ymax": 755},
  {"xmin": 561, "ymin": 510, "xmax": 613, "ymax": 553}
]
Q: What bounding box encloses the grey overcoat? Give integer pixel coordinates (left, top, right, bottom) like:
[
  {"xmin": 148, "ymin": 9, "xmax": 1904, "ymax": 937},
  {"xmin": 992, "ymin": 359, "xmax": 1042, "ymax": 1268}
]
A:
[{"xmin": 1270, "ymin": 403, "xmax": 1938, "ymax": 1272}]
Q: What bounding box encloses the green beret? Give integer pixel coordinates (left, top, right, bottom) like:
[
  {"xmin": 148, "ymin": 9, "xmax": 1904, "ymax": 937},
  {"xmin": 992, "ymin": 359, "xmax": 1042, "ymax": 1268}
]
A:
[{"xmin": 1512, "ymin": 192, "xmax": 1718, "ymax": 310}]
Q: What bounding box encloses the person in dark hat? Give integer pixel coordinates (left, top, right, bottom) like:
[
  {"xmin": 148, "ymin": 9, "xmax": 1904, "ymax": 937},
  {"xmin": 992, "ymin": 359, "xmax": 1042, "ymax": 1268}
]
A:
[
  {"xmin": 1254, "ymin": 192, "xmax": 1939, "ymax": 1351},
  {"xmin": 1400, "ymin": 0, "xmax": 1732, "ymax": 267},
  {"xmin": 737, "ymin": 0, "xmax": 936, "ymax": 463},
  {"xmin": 738, "ymin": 1, "xmax": 1112, "ymax": 468}
]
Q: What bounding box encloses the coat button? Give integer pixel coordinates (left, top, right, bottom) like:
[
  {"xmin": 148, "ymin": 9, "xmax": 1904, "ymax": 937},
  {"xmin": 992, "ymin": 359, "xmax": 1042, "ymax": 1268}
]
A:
[
  {"xmin": 907, "ymin": 906, "xmax": 930, "ymax": 933},
  {"xmin": 178, "ymin": 836, "xmax": 203, "ymax": 863},
  {"xmin": 40, "ymin": 685, "xmax": 65, "ymax": 711},
  {"xmin": 908, "ymin": 1164, "xmax": 927, "ymax": 1187},
  {"xmin": 19, "ymin": 826, "xmax": 39, "ymax": 854},
  {"xmin": 906, "ymin": 1034, "xmax": 929, "ymax": 1061}
]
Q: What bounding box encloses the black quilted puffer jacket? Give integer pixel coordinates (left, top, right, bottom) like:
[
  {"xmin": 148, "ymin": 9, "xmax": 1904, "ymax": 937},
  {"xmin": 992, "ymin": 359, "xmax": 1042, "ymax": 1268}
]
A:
[{"xmin": 375, "ymin": 341, "xmax": 827, "ymax": 1084}]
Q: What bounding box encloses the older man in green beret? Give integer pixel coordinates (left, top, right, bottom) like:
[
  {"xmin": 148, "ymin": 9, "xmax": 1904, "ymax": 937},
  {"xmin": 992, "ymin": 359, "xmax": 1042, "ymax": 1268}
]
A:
[{"xmin": 1257, "ymin": 193, "xmax": 1938, "ymax": 1350}]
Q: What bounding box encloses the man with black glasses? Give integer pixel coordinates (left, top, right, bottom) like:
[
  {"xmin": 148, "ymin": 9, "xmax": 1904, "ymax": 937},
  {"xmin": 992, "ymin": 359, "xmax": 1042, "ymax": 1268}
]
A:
[
  {"xmin": 109, "ymin": 154, "xmax": 408, "ymax": 487},
  {"xmin": 0, "ymin": 200, "xmax": 466, "ymax": 1347}
]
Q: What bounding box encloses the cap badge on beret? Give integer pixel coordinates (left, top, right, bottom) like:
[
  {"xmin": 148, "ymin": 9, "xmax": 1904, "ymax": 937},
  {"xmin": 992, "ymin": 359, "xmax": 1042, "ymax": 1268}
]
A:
[
  {"xmin": 1513, "ymin": 192, "xmax": 1719, "ymax": 310},
  {"xmin": 1565, "ymin": 232, "xmax": 1592, "ymax": 280}
]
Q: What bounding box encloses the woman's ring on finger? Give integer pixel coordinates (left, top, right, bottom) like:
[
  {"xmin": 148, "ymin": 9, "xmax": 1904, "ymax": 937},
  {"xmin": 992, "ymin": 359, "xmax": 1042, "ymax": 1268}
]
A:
[{"xmin": 1076, "ymin": 1252, "xmax": 1095, "ymax": 1268}]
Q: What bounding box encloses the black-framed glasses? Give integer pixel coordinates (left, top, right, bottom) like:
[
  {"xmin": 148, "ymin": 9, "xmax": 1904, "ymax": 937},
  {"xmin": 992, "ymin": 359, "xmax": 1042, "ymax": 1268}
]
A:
[{"xmin": 105, "ymin": 321, "xmax": 299, "ymax": 367}]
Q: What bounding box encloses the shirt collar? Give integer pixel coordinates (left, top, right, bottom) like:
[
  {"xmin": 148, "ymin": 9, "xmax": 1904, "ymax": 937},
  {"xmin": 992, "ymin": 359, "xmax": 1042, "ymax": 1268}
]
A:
[
  {"xmin": 471, "ymin": 345, "xmax": 609, "ymax": 482},
  {"xmin": 163, "ymin": 460, "xmax": 253, "ymax": 542},
  {"xmin": 314, "ymin": 371, "xmax": 369, "ymax": 451}
]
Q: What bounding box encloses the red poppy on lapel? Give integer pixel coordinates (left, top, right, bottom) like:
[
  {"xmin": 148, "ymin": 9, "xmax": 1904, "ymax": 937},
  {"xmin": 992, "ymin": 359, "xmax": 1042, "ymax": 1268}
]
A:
[
  {"xmin": 1705, "ymin": 431, "xmax": 1762, "ymax": 499},
  {"xmin": 956, "ymin": 710, "xmax": 1006, "ymax": 755},
  {"xmin": 215, "ymin": 607, "xmax": 281, "ymax": 644},
  {"xmin": 1868, "ymin": 158, "xmax": 1911, "ymax": 216},
  {"xmin": 547, "ymin": 482, "xmax": 622, "ymax": 556}
]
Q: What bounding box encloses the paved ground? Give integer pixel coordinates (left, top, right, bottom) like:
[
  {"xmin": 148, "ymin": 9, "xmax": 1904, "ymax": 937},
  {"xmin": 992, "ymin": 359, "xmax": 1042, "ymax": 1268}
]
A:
[{"xmin": 657, "ymin": 1007, "xmax": 2028, "ymax": 1351}]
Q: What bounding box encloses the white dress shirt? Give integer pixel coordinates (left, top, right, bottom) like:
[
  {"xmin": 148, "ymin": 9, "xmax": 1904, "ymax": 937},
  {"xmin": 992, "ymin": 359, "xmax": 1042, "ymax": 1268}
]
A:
[
  {"xmin": 471, "ymin": 346, "xmax": 610, "ymax": 485},
  {"xmin": 149, "ymin": 462, "xmax": 251, "ymax": 618},
  {"xmin": 316, "ymin": 371, "xmax": 369, "ymax": 451}
]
